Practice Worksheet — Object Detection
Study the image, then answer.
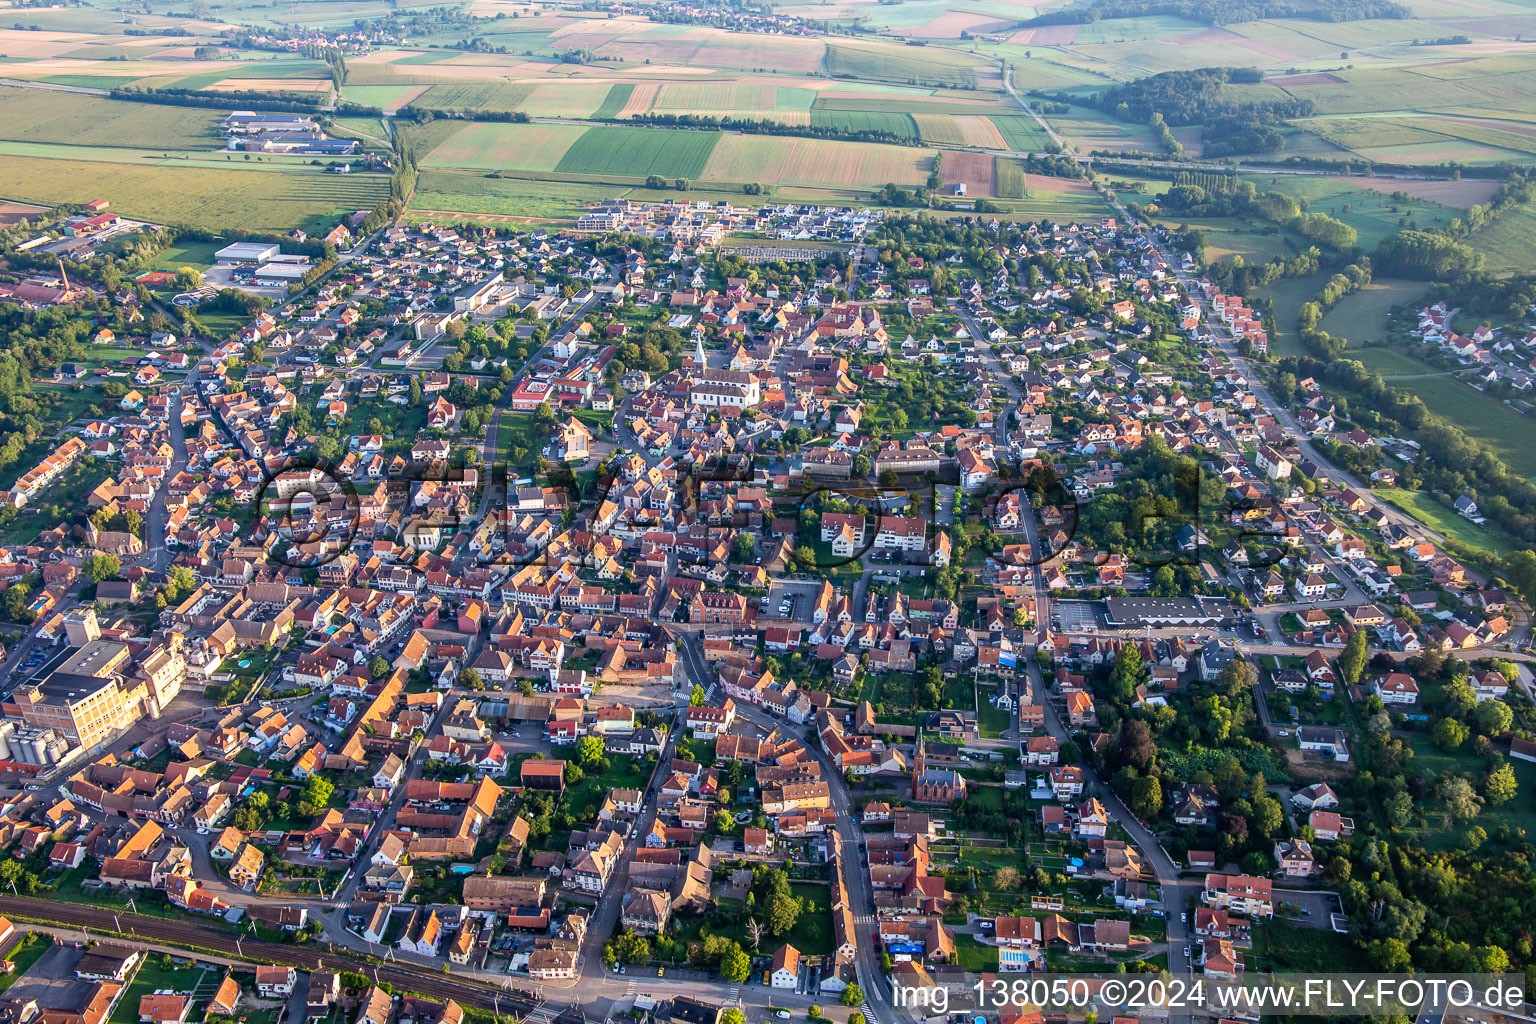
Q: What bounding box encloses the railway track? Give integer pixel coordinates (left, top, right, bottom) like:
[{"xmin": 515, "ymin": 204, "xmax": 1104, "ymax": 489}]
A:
[{"xmin": 0, "ymin": 897, "xmax": 550, "ymax": 1017}]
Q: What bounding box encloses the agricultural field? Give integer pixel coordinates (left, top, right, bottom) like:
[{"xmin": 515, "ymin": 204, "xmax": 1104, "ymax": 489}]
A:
[
  {"xmin": 0, "ymin": 152, "xmax": 388, "ymax": 232},
  {"xmin": 1466, "ymin": 200, "xmax": 1536, "ymax": 273},
  {"xmin": 421, "ymin": 122, "xmax": 589, "ymax": 172},
  {"xmin": 0, "ymin": 88, "xmax": 225, "ymax": 151},
  {"xmin": 554, "ymin": 126, "xmax": 722, "ymax": 179},
  {"xmin": 824, "ymin": 40, "xmax": 989, "ymax": 89},
  {"xmin": 912, "ymin": 113, "xmax": 1007, "ymax": 147},
  {"xmin": 809, "ymin": 110, "xmax": 921, "ymax": 140},
  {"xmin": 990, "ymin": 114, "xmax": 1052, "ymax": 151},
  {"xmin": 701, "ymin": 134, "xmax": 934, "ymax": 188},
  {"xmin": 413, "ymin": 82, "xmax": 536, "ymax": 113}
]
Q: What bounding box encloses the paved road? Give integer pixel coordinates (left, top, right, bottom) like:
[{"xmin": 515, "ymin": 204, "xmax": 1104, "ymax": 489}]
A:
[{"xmin": 675, "ymin": 632, "xmax": 905, "ymax": 1024}]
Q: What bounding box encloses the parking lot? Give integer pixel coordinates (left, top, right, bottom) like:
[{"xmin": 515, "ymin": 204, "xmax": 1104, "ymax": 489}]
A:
[
  {"xmin": 1274, "ymin": 887, "xmax": 1344, "ymax": 928},
  {"xmin": 1053, "ymin": 599, "xmax": 1102, "ymax": 631},
  {"xmin": 762, "ymin": 580, "xmax": 824, "ymax": 621}
]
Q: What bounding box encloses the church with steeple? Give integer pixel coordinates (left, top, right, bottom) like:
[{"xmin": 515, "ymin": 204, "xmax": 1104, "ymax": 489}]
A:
[{"xmin": 910, "ymin": 733, "xmax": 967, "ymax": 804}]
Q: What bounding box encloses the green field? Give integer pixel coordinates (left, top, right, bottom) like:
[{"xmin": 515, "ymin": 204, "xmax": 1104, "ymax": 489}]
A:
[
  {"xmin": 809, "ymin": 110, "xmax": 919, "ymax": 140},
  {"xmin": 1406, "ymin": 734, "xmax": 1536, "ymax": 847},
  {"xmin": 417, "ymin": 81, "xmax": 535, "ymax": 113},
  {"xmin": 1372, "ymin": 372, "xmax": 1536, "ymax": 481},
  {"xmin": 1317, "ymin": 279, "xmax": 1425, "ymax": 345},
  {"xmin": 991, "ymin": 114, "xmax": 1051, "ymax": 151},
  {"xmin": 1467, "ymin": 200, "xmax": 1536, "ymax": 274},
  {"xmin": 1374, "ymin": 488, "xmax": 1517, "ymax": 557},
  {"xmin": 1238, "ymin": 173, "xmax": 1457, "ymax": 248},
  {"xmin": 553, "ymin": 125, "xmax": 721, "ymax": 179},
  {"xmin": 0, "ymin": 87, "xmax": 224, "ymax": 151},
  {"xmin": 410, "ymin": 169, "xmax": 629, "ymax": 222},
  {"xmin": 824, "ymin": 41, "xmax": 982, "ymax": 88},
  {"xmin": 0, "ymin": 153, "xmax": 388, "ymax": 232},
  {"xmin": 995, "ymin": 156, "xmax": 1028, "ymax": 199},
  {"xmin": 592, "ymin": 82, "xmax": 636, "ymax": 120}
]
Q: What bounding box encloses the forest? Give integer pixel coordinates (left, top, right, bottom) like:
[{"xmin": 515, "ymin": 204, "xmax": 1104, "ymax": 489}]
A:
[{"xmin": 1024, "ymin": 0, "xmax": 1409, "ymax": 26}]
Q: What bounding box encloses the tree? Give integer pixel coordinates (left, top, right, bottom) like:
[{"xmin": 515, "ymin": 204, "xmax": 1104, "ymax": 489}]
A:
[
  {"xmin": 841, "ymin": 985, "xmax": 864, "ymax": 1008},
  {"xmin": 735, "ymin": 533, "xmax": 755, "ymax": 562},
  {"xmin": 1474, "ymin": 699, "xmax": 1513, "ymax": 736},
  {"xmin": 1118, "ymin": 719, "xmax": 1155, "ymax": 772},
  {"xmin": 689, "ymin": 685, "xmax": 708, "ymax": 706},
  {"xmin": 1436, "ymin": 774, "xmax": 1482, "ymax": 823},
  {"xmin": 1384, "ymin": 791, "xmax": 1413, "ymax": 828},
  {"xmin": 1130, "ymin": 775, "xmax": 1162, "ymax": 820},
  {"xmin": 575, "ymin": 735, "xmax": 606, "ymax": 767},
  {"xmin": 1367, "ymin": 937, "xmax": 1412, "ymax": 973},
  {"xmin": 368, "ymin": 656, "xmax": 390, "ymax": 679},
  {"xmin": 563, "ymin": 761, "xmax": 585, "ymax": 787},
  {"xmin": 460, "ymin": 668, "xmax": 483, "ymax": 690},
  {"xmin": 1339, "ymin": 626, "xmax": 1368, "ymax": 685},
  {"xmin": 1484, "ymin": 763, "xmax": 1517, "ymax": 805},
  {"xmin": 720, "ymin": 951, "xmax": 751, "ymax": 985},
  {"xmin": 1433, "ymin": 716, "xmax": 1469, "ymax": 752},
  {"xmin": 713, "ymin": 810, "xmax": 735, "ymax": 833},
  {"xmin": 84, "ymin": 553, "xmax": 120, "ymax": 584},
  {"xmin": 1108, "ymin": 644, "xmax": 1144, "ymax": 703},
  {"xmin": 993, "ymin": 866, "xmax": 1020, "ymax": 890},
  {"xmin": 1249, "ymin": 794, "xmax": 1283, "ymax": 838},
  {"xmin": 744, "ymin": 918, "xmax": 764, "ymax": 950},
  {"xmin": 767, "ymin": 887, "xmax": 802, "ymax": 937}
]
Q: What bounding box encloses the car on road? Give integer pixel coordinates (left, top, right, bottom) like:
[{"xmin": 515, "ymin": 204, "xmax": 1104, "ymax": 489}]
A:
[
  {"xmin": 1180, "ymin": 912, "xmax": 1186, "ymax": 922},
  {"xmin": 775, "ymin": 1012, "xmax": 791, "ymax": 1019}
]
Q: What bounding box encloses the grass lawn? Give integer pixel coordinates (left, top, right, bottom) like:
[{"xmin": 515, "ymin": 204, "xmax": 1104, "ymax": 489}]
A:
[
  {"xmin": 954, "ymin": 934, "xmax": 999, "ymax": 972},
  {"xmin": 1373, "ymin": 488, "xmax": 1516, "ymax": 557},
  {"xmin": 146, "ymin": 239, "xmax": 224, "ymax": 273},
  {"xmin": 0, "ymin": 934, "xmax": 51, "ymax": 990},
  {"xmin": 110, "ymin": 959, "xmax": 216, "ymax": 1024},
  {"xmin": 979, "ymin": 700, "xmax": 1010, "ymax": 739},
  {"xmin": 1318, "ymin": 278, "xmax": 1424, "ymax": 345},
  {"xmin": 1248, "ymin": 918, "xmax": 1365, "ymax": 972},
  {"xmin": 786, "ymin": 882, "xmax": 835, "ymax": 956},
  {"xmin": 1406, "ymin": 733, "xmax": 1536, "ymax": 847}
]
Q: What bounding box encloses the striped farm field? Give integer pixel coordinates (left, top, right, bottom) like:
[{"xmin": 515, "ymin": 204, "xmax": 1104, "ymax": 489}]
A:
[
  {"xmin": 995, "ymin": 156, "xmax": 1028, "ymax": 199},
  {"xmin": 990, "ymin": 114, "xmax": 1051, "ymax": 151},
  {"xmin": 553, "ymin": 125, "xmax": 721, "ymax": 178},
  {"xmin": 340, "ymin": 84, "xmax": 429, "ymax": 110},
  {"xmin": 702, "ymin": 134, "xmax": 932, "ymax": 187},
  {"xmin": 416, "ymin": 81, "xmax": 534, "ymax": 112},
  {"xmin": 914, "ymin": 114, "xmax": 1007, "ymax": 148},
  {"xmin": 618, "ymin": 81, "xmax": 662, "ymax": 118},
  {"xmin": 0, "ymin": 152, "xmax": 387, "ymax": 232},
  {"xmin": 808, "ymin": 110, "xmax": 919, "ymax": 140},
  {"xmin": 422, "ymin": 122, "xmax": 588, "ymax": 171},
  {"xmin": 650, "ymin": 82, "xmax": 780, "ymax": 114},
  {"xmin": 592, "ymin": 83, "xmax": 636, "ymax": 120},
  {"xmin": 942, "ymin": 150, "xmax": 995, "ymax": 196},
  {"xmin": 517, "ymin": 82, "xmax": 615, "ymax": 118}
]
